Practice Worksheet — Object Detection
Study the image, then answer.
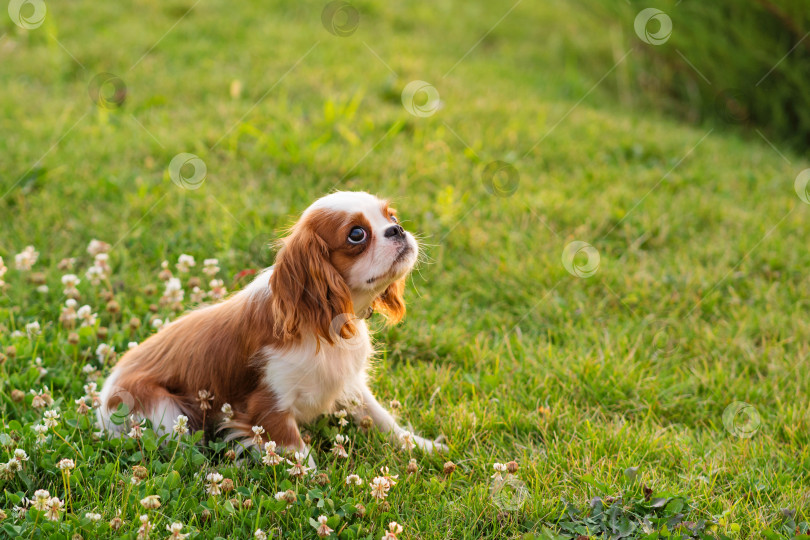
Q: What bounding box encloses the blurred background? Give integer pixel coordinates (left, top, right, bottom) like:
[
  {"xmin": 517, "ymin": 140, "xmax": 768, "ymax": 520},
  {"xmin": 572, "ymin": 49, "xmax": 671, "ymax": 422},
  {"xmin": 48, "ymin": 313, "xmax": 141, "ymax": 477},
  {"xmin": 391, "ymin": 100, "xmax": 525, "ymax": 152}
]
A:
[{"xmin": 1, "ymin": 0, "xmax": 810, "ymax": 535}]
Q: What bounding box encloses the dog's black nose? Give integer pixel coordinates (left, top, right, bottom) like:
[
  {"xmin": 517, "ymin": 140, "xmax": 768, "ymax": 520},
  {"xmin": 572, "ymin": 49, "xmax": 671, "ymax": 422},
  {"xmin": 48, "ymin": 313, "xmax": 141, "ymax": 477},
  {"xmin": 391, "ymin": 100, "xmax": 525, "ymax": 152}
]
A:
[{"xmin": 384, "ymin": 225, "xmax": 405, "ymax": 238}]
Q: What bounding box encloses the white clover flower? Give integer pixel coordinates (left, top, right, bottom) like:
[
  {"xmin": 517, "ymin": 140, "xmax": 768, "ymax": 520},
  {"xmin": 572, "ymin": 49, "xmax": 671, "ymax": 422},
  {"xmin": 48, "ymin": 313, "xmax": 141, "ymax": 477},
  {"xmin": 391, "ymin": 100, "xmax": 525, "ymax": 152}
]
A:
[
  {"xmin": 86, "ymin": 512, "xmax": 102, "ymax": 522},
  {"xmin": 383, "ymin": 522, "xmax": 404, "ymax": 539},
  {"xmin": 128, "ymin": 342, "xmax": 139, "ymax": 349},
  {"xmin": 61, "ymin": 274, "xmax": 80, "ymax": 296},
  {"xmin": 286, "ymin": 452, "xmax": 311, "ymax": 478},
  {"xmin": 128, "ymin": 417, "xmax": 146, "ymax": 439},
  {"xmin": 190, "ymin": 286, "xmax": 205, "ymax": 303},
  {"xmin": 251, "ymin": 425, "xmax": 265, "ymax": 446},
  {"xmin": 86, "ymin": 239, "xmax": 110, "ymax": 256},
  {"xmin": 334, "ymin": 409, "xmax": 349, "ymax": 427},
  {"xmin": 332, "ymin": 434, "xmax": 349, "ymax": 458},
  {"xmin": 315, "ymin": 515, "xmax": 333, "ymax": 538},
  {"xmin": 36, "ymin": 285, "xmax": 48, "ymax": 294},
  {"xmin": 262, "ymin": 441, "xmax": 282, "ymax": 466},
  {"xmin": 370, "ymin": 477, "xmax": 390, "ymax": 500},
  {"xmin": 254, "ymin": 529, "xmax": 268, "ymax": 540},
  {"xmin": 14, "ymin": 246, "xmax": 38, "ymax": 271},
  {"xmin": 162, "ymin": 277, "xmax": 184, "ymax": 305},
  {"xmin": 75, "ymin": 397, "xmax": 91, "ymax": 415},
  {"xmin": 32, "ymin": 489, "xmax": 50, "ymax": 511},
  {"xmin": 491, "ymin": 462, "xmax": 507, "ymax": 480},
  {"xmin": 43, "ymin": 409, "xmax": 60, "ymax": 429},
  {"xmin": 274, "ymin": 490, "xmax": 296, "ymax": 506},
  {"xmin": 399, "ymin": 431, "xmax": 416, "ymax": 451},
  {"xmin": 31, "ymin": 387, "xmax": 54, "ymax": 409},
  {"xmin": 83, "ymin": 381, "xmax": 100, "ymax": 405},
  {"xmin": 58, "ymin": 458, "xmax": 75, "ymax": 471},
  {"xmin": 14, "ymin": 449, "xmax": 28, "ymax": 462},
  {"xmin": 45, "ymin": 497, "xmax": 63, "ymax": 521},
  {"xmin": 152, "ymin": 318, "xmax": 164, "ymax": 330},
  {"xmin": 32, "ymin": 424, "xmax": 48, "ymax": 444},
  {"xmin": 61, "ymin": 302, "xmax": 78, "ymax": 326},
  {"xmin": 220, "ymin": 402, "xmax": 233, "ymax": 420},
  {"xmin": 203, "ymin": 258, "xmax": 220, "ymax": 277},
  {"xmin": 167, "ymin": 522, "xmax": 189, "ymax": 539},
  {"xmin": 96, "ymin": 343, "xmax": 114, "ymax": 362},
  {"xmin": 379, "ymin": 466, "xmax": 398, "ymax": 487},
  {"xmin": 77, "ymin": 305, "xmax": 97, "ymax": 327},
  {"xmin": 140, "ymin": 495, "xmax": 161, "ymax": 509},
  {"xmin": 175, "ymin": 254, "xmax": 196, "ymax": 273},
  {"xmin": 94, "ymin": 253, "xmax": 110, "ymax": 269},
  {"xmin": 172, "ymin": 415, "xmax": 189, "ymax": 436},
  {"xmin": 138, "ymin": 514, "xmax": 152, "ymax": 538},
  {"xmin": 85, "ymin": 264, "xmax": 108, "ymax": 286},
  {"xmin": 208, "ymin": 279, "xmax": 227, "ymax": 300},
  {"xmin": 205, "ymin": 472, "xmax": 224, "ymax": 495},
  {"xmin": 25, "ymin": 321, "xmax": 41, "ymax": 338},
  {"xmin": 345, "ymin": 474, "xmax": 363, "ymax": 486}
]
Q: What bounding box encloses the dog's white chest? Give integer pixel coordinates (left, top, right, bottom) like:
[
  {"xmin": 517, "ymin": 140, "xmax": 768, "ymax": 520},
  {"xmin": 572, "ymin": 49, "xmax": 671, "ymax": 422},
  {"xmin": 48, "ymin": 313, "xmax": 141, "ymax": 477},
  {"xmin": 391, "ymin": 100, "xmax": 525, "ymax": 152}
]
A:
[{"xmin": 260, "ymin": 325, "xmax": 371, "ymax": 422}]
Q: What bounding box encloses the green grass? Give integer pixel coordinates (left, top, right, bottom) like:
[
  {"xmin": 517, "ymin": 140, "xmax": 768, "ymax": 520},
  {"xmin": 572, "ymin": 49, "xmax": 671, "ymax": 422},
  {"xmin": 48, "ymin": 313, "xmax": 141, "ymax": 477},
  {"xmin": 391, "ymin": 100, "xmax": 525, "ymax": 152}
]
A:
[{"xmin": 1, "ymin": 0, "xmax": 809, "ymax": 538}]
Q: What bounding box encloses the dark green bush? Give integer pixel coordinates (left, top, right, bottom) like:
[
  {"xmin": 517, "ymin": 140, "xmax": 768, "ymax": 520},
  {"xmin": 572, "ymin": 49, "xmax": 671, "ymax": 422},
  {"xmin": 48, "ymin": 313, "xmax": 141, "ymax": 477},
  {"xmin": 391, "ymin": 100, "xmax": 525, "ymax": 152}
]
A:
[{"xmin": 589, "ymin": 0, "xmax": 810, "ymax": 150}]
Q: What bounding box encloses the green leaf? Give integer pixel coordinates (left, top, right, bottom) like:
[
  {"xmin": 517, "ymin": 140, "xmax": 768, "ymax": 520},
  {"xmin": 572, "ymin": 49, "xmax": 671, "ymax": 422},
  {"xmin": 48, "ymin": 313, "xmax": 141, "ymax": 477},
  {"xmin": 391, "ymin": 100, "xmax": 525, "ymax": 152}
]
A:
[
  {"xmin": 191, "ymin": 451, "xmax": 206, "ymax": 467},
  {"xmin": 221, "ymin": 500, "xmax": 235, "ymax": 514},
  {"xmin": 142, "ymin": 430, "xmax": 158, "ymax": 452},
  {"xmin": 665, "ymin": 498, "xmax": 685, "ymax": 516}
]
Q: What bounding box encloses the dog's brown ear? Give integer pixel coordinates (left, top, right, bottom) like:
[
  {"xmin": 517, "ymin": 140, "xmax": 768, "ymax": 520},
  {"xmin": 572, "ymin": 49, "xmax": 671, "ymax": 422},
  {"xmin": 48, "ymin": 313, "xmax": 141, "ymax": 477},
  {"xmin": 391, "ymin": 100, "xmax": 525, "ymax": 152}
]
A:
[
  {"xmin": 269, "ymin": 225, "xmax": 355, "ymax": 344},
  {"xmin": 372, "ymin": 277, "xmax": 406, "ymax": 324}
]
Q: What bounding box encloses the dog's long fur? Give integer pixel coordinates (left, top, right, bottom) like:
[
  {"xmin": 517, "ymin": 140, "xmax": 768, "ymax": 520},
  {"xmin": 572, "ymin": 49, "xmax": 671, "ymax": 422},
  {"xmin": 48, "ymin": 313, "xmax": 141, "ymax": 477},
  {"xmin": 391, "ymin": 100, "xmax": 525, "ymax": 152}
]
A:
[{"xmin": 98, "ymin": 191, "xmax": 445, "ymax": 454}]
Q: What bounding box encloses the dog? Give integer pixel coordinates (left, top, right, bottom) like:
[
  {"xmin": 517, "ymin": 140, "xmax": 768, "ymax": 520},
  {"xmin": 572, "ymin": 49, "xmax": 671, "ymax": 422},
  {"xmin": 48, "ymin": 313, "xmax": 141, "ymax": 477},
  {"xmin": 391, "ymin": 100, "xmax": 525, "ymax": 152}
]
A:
[{"xmin": 98, "ymin": 191, "xmax": 446, "ymax": 456}]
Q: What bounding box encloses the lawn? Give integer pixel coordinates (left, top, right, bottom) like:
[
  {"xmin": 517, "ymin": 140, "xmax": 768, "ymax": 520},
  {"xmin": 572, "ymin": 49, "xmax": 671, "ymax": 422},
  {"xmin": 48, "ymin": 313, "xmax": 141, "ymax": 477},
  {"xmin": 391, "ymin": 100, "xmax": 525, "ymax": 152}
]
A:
[{"xmin": 1, "ymin": 0, "xmax": 809, "ymax": 538}]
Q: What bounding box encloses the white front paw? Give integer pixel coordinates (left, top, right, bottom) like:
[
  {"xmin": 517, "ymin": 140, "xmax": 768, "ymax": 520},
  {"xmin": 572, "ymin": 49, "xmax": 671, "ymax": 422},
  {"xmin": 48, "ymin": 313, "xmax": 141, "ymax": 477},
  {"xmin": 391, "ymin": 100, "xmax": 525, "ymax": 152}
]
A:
[{"xmin": 412, "ymin": 434, "xmax": 449, "ymax": 454}]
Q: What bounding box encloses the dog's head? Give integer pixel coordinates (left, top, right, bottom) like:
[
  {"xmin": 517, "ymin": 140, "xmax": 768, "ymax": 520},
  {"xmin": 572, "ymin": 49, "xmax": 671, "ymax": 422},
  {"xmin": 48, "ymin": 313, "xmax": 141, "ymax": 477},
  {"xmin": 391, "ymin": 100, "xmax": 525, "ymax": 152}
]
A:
[{"xmin": 269, "ymin": 191, "xmax": 418, "ymax": 344}]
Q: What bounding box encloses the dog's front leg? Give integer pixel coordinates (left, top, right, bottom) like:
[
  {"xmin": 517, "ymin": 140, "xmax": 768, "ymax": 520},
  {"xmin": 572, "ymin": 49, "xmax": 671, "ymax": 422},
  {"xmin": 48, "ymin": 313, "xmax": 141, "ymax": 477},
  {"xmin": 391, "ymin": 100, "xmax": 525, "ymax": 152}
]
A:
[{"xmin": 354, "ymin": 384, "xmax": 447, "ymax": 453}]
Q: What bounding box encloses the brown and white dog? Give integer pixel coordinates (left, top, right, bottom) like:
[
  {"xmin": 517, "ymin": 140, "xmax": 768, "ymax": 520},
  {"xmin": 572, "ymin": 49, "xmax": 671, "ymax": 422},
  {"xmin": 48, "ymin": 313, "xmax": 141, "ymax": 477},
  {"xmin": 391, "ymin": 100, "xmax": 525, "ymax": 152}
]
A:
[{"xmin": 98, "ymin": 191, "xmax": 446, "ymax": 457}]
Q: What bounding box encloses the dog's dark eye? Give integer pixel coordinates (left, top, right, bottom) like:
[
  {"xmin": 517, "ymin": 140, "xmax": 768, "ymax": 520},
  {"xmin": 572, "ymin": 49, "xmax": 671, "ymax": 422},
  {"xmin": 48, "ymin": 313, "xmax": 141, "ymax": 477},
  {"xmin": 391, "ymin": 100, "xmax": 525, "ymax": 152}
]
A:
[
  {"xmin": 390, "ymin": 215, "xmax": 398, "ymax": 223},
  {"xmin": 347, "ymin": 227, "xmax": 367, "ymax": 244}
]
